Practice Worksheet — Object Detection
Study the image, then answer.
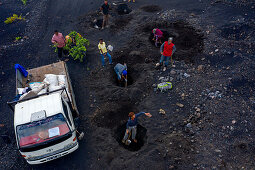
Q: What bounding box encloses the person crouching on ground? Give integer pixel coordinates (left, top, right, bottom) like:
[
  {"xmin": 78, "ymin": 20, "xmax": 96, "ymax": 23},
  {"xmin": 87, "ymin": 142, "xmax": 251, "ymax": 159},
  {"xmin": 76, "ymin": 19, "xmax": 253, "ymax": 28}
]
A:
[
  {"xmin": 152, "ymin": 28, "xmax": 163, "ymax": 47},
  {"xmin": 51, "ymin": 30, "xmax": 66, "ymax": 59},
  {"xmin": 114, "ymin": 63, "xmax": 127, "ymax": 84},
  {"xmin": 98, "ymin": 39, "xmax": 113, "ymax": 67},
  {"xmin": 100, "ymin": 0, "xmax": 110, "ymax": 29},
  {"xmin": 155, "ymin": 37, "xmax": 176, "ymax": 71},
  {"xmin": 122, "ymin": 112, "xmax": 152, "ymax": 143}
]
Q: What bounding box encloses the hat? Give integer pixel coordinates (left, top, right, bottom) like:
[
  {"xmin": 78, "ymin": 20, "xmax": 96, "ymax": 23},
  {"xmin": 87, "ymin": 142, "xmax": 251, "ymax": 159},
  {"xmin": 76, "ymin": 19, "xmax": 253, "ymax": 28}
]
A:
[{"xmin": 122, "ymin": 70, "xmax": 127, "ymax": 76}]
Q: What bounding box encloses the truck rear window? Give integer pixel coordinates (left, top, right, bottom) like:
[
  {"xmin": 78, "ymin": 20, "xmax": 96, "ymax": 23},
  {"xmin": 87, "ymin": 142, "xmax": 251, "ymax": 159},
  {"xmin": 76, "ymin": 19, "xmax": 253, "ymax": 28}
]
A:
[{"xmin": 17, "ymin": 113, "xmax": 70, "ymax": 149}]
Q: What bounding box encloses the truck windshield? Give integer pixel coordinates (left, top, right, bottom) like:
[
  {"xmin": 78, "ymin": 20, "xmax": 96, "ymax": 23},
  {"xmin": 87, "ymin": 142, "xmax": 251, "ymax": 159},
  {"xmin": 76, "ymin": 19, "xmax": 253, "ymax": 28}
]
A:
[{"xmin": 17, "ymin": 113, "xmax": 71, "ymax": 151}]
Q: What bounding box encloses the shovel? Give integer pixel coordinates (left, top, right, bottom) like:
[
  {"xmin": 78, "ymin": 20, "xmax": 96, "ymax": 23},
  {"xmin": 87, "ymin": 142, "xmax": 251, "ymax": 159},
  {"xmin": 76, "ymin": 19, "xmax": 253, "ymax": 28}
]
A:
[
  {"xmin": 76, "ymin": 130, "xmax": 84, "ymax": 140},
  {"xmin": 125, "ymin": 64, "xmax": 128, "ymax": 88},
  {"xmin": 125, "ymin": 78, "xmax": 127, "ymax": 88},
  {"xmin": 125, "ymin": 131, "xmax": 132, "ymax": 145}
]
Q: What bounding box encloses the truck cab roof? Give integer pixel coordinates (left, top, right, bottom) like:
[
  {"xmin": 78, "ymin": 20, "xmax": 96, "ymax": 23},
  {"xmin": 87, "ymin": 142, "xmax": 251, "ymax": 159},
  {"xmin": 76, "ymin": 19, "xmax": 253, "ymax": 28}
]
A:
[{"xmin": 14, "ymin": 93, "xmax": 63, "ymax": 126}]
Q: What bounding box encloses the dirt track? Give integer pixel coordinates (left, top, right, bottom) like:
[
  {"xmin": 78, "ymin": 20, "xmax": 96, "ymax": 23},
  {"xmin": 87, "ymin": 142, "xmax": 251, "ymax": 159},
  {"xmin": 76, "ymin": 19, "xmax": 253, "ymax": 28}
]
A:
[{"xmin": 1, "ymin": 0, "xmax": 255, "ymax": 169}]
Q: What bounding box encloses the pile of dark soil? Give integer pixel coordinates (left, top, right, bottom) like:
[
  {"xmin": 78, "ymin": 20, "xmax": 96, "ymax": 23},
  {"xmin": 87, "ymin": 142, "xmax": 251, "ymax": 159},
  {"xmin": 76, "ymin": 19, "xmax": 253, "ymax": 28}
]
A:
[
  {"xmin": 110, "ymin": 15, "xmax": 133, "ymax": 31},
  {"xmin": 92, "ymin": 102, "xmax": 138, "ymax": 129},
  {"xmin": 143, "ymin": 20, "xmax": 204, "ymax": 61},
  {"xmin": 220, "ymin": 23, "xmax": 255, "ymax": 41},
  {"xmin": 116, "ymin": 3, "xmax": 132, "ymax": 15},
  {"xmin": 140, "ymin": 5, "xmax": 162, "ymax": 13}
]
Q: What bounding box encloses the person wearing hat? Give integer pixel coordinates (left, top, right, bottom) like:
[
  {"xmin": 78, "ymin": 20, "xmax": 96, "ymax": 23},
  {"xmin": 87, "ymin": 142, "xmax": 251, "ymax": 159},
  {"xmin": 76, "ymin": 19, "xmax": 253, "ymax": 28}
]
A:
[
  {"xmin": 155, "ymin": 37, "xmax": 176, "ymax": 71},
  {"xmin": 114, "ymin": 63, "xmax": 127, "ymax": 84},
  {"xmin": 122, "ymin": 112, "xmax": 152, "ymax": 144},
  {"xmin": 152, "ymin": 28, "xmax": 163, "ymax": 47}
]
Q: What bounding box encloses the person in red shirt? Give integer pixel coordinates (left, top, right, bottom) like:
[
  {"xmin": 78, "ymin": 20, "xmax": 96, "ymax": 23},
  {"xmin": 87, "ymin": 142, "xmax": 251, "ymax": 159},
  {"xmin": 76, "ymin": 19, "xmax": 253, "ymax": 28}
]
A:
[
  {"xmin": 51, "ymin": 30, "xmax": 66, "ymax": 59},
  {"xmin": 155, "ymin": 37, "xmax": 176, "ymax": 71}
]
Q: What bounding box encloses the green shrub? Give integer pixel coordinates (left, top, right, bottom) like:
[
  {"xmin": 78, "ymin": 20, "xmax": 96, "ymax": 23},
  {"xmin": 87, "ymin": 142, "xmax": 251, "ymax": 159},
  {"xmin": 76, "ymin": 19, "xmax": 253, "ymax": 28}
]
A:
[
  {"xmin": 53, "ymin": 31, "xmax": 89, "ymax": 62},
  {"xmin": 4, "ymin": 14, "xmax": 25, "ymax": 24},
  {"xmin": 21, "ymin": 0, "xmax": 27, "ymax": 5},
  {"xmin": 15, "ymin": 37, "xmax": 22, "ymax": 41}
]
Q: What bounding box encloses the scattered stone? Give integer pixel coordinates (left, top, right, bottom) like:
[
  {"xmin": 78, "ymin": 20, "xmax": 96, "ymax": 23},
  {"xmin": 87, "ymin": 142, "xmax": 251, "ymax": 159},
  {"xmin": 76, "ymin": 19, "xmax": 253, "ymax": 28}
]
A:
[
  {"xmin": 183, "ymin": 73, "xmax": 190, "ymax": 78},
  {"xmin": 0, "ymin": 124, "xmax": 4, "ymax": 127},
  {"xmin": 197, "ymin": 65, "xmax": 205, "ymax": 71},
  {"xmin": 232, "ymin": 120, "xmax": 236, "ymax": 124},
  {"xmin": 2, "ymin": 71, "xmax": 4, "ymax": 75},
  {"xmin": 196, "ymin": 108, "xmax": 201, "ymax": 112},
  {"xmin": 215, "ymin": 149, "xmax": 221, "ymax": 153},
  {"xmin": 169, "ymin": 165, "xmax": 175, "ymax": 169},
  {"xmin": 215, "ymin": 49, "xmax": 219, "ymax": 52},
  {"xmin": 186, "ymin": 123, "xmax": 192, "ymax": 128},
  {"xmin": 176, "ymin": 103, "xmax": 184, "ymax": 108},
  {"xmin": 129, "ymin": 51, "xmax": 141, "ymax": 56},
  {"xmin": 159, "ymin": 109, "xmax": 166, "ymax": 115},
  {"xmin": 170, "ymin": 70, "xmax": 176, "ymax": 75},
  {"xmin": 181, "ymin": 93, "xmax": 185, "ymax": 99},
  {"xmin": 159, "ymin": 76, "xmax": 169, "ymax": 82}
]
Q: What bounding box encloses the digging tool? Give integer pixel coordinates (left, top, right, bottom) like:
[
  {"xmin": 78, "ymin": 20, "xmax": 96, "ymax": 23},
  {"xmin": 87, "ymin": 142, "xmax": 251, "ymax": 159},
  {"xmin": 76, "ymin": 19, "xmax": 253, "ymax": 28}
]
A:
[
  {"xmin": 125, "ymin": 64, "xmax": 128, "ymax": 88},
  {"xmin": 171, "ymin": 55, "xmax": 173, "ymax": 66},
  {"xmin": 125, "ymin": 131, "xmax": 132, "ymax": 145},
  {"xmin": 125, "ymin": 77, "xmax": 127, "ymax": 88},
  {"xmin": 76, "ymin": 130, "xmax": 84, "ymax": 140}
]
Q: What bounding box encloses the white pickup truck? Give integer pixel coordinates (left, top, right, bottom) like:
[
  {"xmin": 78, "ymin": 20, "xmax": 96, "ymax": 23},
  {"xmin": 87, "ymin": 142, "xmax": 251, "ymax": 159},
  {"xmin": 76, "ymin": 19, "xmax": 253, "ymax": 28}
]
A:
[{"xmin": 7, "ymin": 61, "xmax": 81, "ymax": 164}]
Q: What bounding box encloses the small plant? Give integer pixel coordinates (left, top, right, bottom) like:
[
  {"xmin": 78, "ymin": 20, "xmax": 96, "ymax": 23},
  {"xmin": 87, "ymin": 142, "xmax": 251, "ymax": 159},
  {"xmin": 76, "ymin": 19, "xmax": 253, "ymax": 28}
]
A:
[
  {"xmin": 4, "ymin": 14, "xmax": 25, "ymax": 24},
  {"xmin": 21, "ymin": 0, "xmax": 27, "ymax": 5},
  {"xmin": 15, "ymin": 37, "xmax": 22, "ymax": 41},
  {"xmin": 53, "ymin": 31, "xmax": 89, "ymax": 62}
]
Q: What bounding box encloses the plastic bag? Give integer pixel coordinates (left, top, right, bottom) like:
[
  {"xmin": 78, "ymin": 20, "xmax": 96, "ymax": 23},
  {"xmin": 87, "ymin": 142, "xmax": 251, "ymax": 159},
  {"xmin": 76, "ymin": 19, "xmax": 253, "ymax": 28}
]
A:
[
  {"xmin": 45, "ymin": 74, "xmax": 58, "ymax": 86},
  {"xmin": 29, "ymin": 82, "xmax": 43, "ymax": 90},
  {"xmin": 58, "ymin": 75, "xmax": 67, "ymax": 87},
  {"xmin": 107, "ymin": 45, "xmax": 113, "ymax": 52},
  {"xmin": 157, "ymin": 82, "xmax": 173, "ymax": 92}
]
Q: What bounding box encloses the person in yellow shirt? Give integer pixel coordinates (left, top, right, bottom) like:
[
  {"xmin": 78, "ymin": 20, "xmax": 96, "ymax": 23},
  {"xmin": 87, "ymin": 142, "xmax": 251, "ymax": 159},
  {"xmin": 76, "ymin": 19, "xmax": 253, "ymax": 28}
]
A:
[
  {"xmin": 98, "ymin": 39, "xmax": 113, "ymax": 67},
  {"xmin": 128, "ymin": 0, "xmax": 135, "ymax": 2}
]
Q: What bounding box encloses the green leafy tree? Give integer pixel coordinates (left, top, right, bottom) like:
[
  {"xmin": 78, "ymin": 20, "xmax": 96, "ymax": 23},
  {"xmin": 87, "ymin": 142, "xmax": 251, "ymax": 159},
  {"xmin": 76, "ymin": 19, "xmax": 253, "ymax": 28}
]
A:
[
  {"xmin": 65, "ymin": 31, "xmax": 89, "ymax": 62},
  {"xmin": 52, "ymin": 31, "xmax": 89, "ymax": 62}
]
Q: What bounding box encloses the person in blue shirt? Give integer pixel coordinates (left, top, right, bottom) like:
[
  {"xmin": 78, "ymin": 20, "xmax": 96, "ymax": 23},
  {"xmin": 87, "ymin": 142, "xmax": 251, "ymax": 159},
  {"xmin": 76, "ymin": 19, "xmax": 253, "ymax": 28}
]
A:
[
  {"xmin": 122, "ymin": 112, "xmax": 152, "ymax": 143},
  {"xmin": 114, "ymin": 63, "xmax": 127, "ymax": 83}
]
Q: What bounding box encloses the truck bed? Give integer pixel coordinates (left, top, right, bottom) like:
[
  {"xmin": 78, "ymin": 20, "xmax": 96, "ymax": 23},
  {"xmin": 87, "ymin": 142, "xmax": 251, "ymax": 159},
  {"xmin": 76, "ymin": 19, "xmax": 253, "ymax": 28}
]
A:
[{"xmin": 16, "ymin": 61, "xmax": 79, "ymax": 115}]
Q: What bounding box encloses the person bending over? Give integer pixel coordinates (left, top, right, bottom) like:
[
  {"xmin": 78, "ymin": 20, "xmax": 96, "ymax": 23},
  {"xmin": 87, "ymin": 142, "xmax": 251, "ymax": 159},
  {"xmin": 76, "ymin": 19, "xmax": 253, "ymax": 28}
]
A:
[{"xmin": 114, "ymin": 63, "xmax": 127, "ymax": 84}]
